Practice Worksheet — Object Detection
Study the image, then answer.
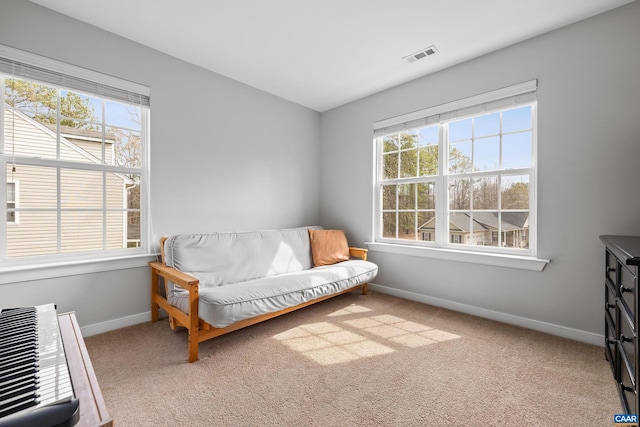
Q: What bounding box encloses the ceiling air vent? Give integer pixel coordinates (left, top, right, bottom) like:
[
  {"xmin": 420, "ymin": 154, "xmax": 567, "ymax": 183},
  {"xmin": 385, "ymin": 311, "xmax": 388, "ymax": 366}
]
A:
[{"xmin": 403, "ymin": 45, "xmax": 439, "ymax": 63}]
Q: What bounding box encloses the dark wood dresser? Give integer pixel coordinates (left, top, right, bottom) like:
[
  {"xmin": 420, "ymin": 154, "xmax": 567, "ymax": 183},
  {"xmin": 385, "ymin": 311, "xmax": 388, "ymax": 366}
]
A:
[{"xmin": 600, "ymin": 235, "xmax": 640, "ymax": 414}]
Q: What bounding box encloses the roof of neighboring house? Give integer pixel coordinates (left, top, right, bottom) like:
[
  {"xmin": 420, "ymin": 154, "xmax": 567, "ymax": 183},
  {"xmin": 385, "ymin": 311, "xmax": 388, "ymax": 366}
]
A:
[
  {"xmin": 49, "ymin": 124, "xmax": 116, "ymax": 144},
  {"xmin": 8, "ymin": 107, "xmax": 133, "ymax": 185},
  {"xmin": 418, "ymin": 212, "xmax": 529, "ymax": 232},
  {"xmin": 418, "ymin": 213, "xmax": 488, "ymax": 232}
]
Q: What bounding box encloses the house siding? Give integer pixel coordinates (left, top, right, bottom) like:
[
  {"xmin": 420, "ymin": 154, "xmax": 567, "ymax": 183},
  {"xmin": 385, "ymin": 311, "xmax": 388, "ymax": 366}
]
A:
[{"xmin": 5, "ymin": 110, "xmax": 126, "ymax": 257}]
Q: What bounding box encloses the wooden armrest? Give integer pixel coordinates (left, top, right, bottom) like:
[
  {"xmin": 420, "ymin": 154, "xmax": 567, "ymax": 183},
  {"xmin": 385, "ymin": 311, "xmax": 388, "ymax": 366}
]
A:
[
  {"xmin": 149, "ymin": 261, "xmax": 199, "ymax": 290},
  {"xmin": 349, "ymin": 247, "xmax": 368, "ymax": 261}
]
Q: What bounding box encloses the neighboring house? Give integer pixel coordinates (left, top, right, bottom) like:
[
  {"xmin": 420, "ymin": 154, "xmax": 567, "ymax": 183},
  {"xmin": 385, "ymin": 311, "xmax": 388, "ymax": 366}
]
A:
[
  {"xmin": 4, "ymin": 107, "xmax": 133, "ymax": 257},
  {"xmin": 418, "ymin": 212, "xmax": 529, "ymax": 248}
]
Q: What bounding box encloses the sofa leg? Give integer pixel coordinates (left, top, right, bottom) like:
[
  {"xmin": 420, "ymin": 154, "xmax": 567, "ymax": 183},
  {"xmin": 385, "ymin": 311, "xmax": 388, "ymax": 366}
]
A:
[
  {"xmin": 362, "ymin": 283, "xmax": 368, "ymax": 295},
  {"xmin": 151, "ymin": 272, "xmax": 160, "ymax": 323},
  {"xmin": 188, "ymin": 331, "xmax": 199, "ymax": 363}
]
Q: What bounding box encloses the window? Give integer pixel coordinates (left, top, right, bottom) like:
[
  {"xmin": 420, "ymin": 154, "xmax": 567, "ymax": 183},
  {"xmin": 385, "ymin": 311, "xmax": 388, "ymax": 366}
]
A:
[
  {"xmin": 374, "ymin": 81, "xmax": 537, "ymax": 257},
  {"xmin": 6, "ymin": 181, "xmax": 16, "ymax": 223},
  {"xmin": 0, "ymin": 45, "xmax": 150, "ymax": 264}
]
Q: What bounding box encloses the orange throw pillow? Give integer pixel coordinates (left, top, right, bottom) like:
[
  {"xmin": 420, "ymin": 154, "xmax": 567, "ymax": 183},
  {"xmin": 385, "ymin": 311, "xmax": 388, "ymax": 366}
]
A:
[{"xmin": 309, "ymin": 229, "xmax": 350, "ymax": 267}]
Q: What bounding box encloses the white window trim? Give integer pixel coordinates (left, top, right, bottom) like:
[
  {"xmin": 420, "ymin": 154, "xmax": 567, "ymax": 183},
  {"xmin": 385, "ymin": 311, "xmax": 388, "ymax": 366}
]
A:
[
  {"xmin": 371, "ymin": 81, "xmax": 550, "ymax": 271},
  {"xmin": 366, "ymin": 241, "xmax": 549, "ymax": 271},
  {"xmin": 0, "ymin": 253, "xmax": 158, "ymax": 285}
]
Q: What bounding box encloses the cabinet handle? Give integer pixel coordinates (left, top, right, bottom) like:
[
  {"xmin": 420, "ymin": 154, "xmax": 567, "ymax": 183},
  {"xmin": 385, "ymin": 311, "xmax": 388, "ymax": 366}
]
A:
[
  {"xmin": 621, "ymin": 384, "xmax": 636, "ymax": 393},
  {"xmin": 606, "ymin": 303, "xmax": 616, "ymax": 309},
  {"xmin": 607, "ymin": 266, "xmax": 616, "ymax": 273},
  {"xmin": 620, "ymin": 285, "xmax": 633, "ymax": 294},
  {"xmin": 620, "ymin": 334, "xmax": 634, "ymax": 343},
  {"xmin": 607, "ymin": 338, "xmax": 616, "ymax": 345}
]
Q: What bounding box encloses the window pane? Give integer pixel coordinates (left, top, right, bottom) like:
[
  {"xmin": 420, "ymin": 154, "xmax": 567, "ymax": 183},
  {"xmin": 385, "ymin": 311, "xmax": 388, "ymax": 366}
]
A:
[
  {"xmin": 7, "ymin": 211, "xmax": 58, "ymax": 257},
  {"xmin": 5, "ymin": 109, "xmax": 58, "ymax": 160},
  {"xmin": 474, "ymin": 136, "xmax": 499, "ymax": 171},
  {"xmin": 449, "ymin": 141, "xmax": 472, "ymax": 174},
  {"xmin": 5, "ymin": 79, "xmax": 57, "ymax": 117},
  {"xmin": 449, "ymin": 118, "xmax": 472, "ymax": 141},
  {"xmin": 501, "ymin": 175, "xmax": 529, "ymax": 209},
  {"xmin": 106, "ymin": 211, "xmax": 126, "ymax": 249},
  {"xmin": 382, "ymin": 185, "xmax": 396, "ymax": 210},
  {"xmin": 417, "ymin": 182, "xmax": 435, "ymax": 210},
  {"xmin": 108, "ymin": 128, "xmax": 142, "ymax": 168},
  {"xmin": 61, "ymin": 211, "xmax": 104, "ymax": 253},
  {"xmin": 398, "ymin": 184, "xmax": 415, "ymax": 210},
  {"xmin": 106, "ymin": 172, "xmax": 140, "ymax": 212},
  {"xmin": 500, "ymin": 212, "xmax": 530, "ymax": 249},
  {"xmin": 383, "ymin": 135, "xmax": 399, "ymax": 153},
  {"xmin": 61, "ymin": 169, "xmax": 103, "ymax": 210},
  {"xmin": 417, "ymin": 212, "xmax": 435, "ymax": 242},
  {"xmin": 449, "ymin": 212, "xmax": 476, "ymax": 246},
  {"xmin": 398, "ymin": 212, "xmax": 416, "ymax": 240},
  {"xmin": 418, "ymin": 126, "xmax": 438, "ymax": 146},
  {"xmin": 418, "ymin": 145, "xmax": 438, "ymax": 176},
  {"xmin": 7, "ymin": 183, "xmax": 15, "ymax": 202},
  {"xmin": 449, "ymin": 178, "xmax": 470, "ymax": 210},
  {"xmin": 60, "ymin": 123, "xmax": 105, "ymax": 163},
  {"xmin": 473, "ymin": 211, "xmax": 500, "ymax": 247},
  {"xmin": 400, "ymin": 149, "xmax": 417, "ymax": 178},
  {"xmin": 502, "ymin": 106, "xmax": 532, "ymax": 133},
  {"xmin": 448, "ymin": 211, "xmax": 469, "ymax": 246},
  {"xmin": 502, "ymin": 132, "xmax": 532, "ymax": 169},
  {"xmin": 6, "ymin": 165, "xmax": 57, "ymax": 209},
  {"xmin": 473, "ymin": 177, "xmax": 498, "ymax": 210},
  {"xmin": 400, "ymin": 131, "xmax": 417, "ymax": 150},
  {"xmin": 59, "ymin": 90, "xmax": 99, "ymax": 129},
  {"xmin": 382, "ymin": 212, "xmax": 396, "ymax": 238},
  {"xmin": 105, "ymin": 100, "xmax": 142, "ymax": 131},
  {"xmin": 383, "ymin": 152, "xmax": 398, "ymax": 179},
  {"xmin": 7, "ymin": 202, "xmax": 15, "ymax": 223},
  {"xmin": 125, "ymin": 176, "xmax": 141, "ymax": 213},
  {"xmin": 126, "ymin": 211, "xmax": 141, "ymax": 248},
  {"xmin": 474, "ymin": 112, "xmax": 500, "ymax": 137}
]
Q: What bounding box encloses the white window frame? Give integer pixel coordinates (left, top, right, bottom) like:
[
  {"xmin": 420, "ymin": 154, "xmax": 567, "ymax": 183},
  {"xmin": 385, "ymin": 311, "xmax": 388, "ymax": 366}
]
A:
[
  {"xmin": 0, "ymin": 45, "xmax": 154, "ymax": 274},
  {"xmin": 369, "ymin": 81, "xmax": 549, "ymax": 271}
]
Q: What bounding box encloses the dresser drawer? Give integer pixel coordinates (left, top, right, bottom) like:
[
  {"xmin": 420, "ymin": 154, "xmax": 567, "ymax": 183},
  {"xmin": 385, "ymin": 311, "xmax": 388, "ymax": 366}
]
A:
[
  {"xmin": 620, "ymin": 361, "xmax": 638, "ymax": 414},
  {"xmin": 607, "ymin": 279, "xmax": 617, "ymax": 321},
  {"xmin": 607, "ymin": 250, "xmax": 619, "ymax": 283},
  {"xmin": 606, "ymin": 314, "xmax": 618, "ymax": 378},
  {"xmin": 619, "ymin": 265, "xmax": 637, "ymax": 326},
  {"xmin": 618, "ymin": 310, "xmax": 637, "ymax": 387}
]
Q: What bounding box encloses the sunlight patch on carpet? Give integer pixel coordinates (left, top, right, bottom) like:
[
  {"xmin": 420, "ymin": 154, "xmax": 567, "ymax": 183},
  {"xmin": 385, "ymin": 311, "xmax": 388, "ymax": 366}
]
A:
[
  {"xmin": 272, "ymin": 310, "xmax": 460, "ymax": 364},
  {"xmin": 345, "ymin": 314, "xmax": 460, "ymax": 349},
  {"xmin": 272, "ymin": 321, "xmax": 394, "ymax": 364},
  {"xmin": 327, "ymin": 304, "xmax": 373, "ymax": 317}
]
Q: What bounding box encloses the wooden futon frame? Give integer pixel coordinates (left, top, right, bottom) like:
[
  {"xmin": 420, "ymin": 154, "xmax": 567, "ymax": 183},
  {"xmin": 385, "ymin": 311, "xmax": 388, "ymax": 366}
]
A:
[{"xmin": 150, "ymin": 237, "xmax": 369, "ymax": 362}]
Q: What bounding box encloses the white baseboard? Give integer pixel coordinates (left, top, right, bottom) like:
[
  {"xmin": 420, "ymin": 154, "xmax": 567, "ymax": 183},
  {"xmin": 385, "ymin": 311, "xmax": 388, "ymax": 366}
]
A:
[
  {"xmin": 80, "ymin": 311, "xmax": 150, "ymax": 337},
  {"xmin": 79, "ymin": 286, "xmax": 604, "ymax": 346},
  {"xmin": 368, "ymin": 283, "xmax": 604, "ymax": 347}
]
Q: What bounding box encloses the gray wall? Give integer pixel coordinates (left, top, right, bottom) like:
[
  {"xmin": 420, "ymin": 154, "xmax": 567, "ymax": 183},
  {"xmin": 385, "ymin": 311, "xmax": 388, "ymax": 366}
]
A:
[
  {"xmin": 1, "ymin": 0, "xmax": 639, "ymax": 342},
  {"xmin": 0, "ymin": 0, "xmax": 321, "ymax": 331},
  {"xmin": 319, "ymin": 1, "xmax": 640, "ymax": 341}
]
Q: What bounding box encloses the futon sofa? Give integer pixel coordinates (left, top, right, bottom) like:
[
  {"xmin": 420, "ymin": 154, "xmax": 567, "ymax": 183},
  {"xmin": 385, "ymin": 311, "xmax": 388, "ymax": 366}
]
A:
[{"xmin": 149, "ymin": 226, "xmax": 378, "ymax": 362}]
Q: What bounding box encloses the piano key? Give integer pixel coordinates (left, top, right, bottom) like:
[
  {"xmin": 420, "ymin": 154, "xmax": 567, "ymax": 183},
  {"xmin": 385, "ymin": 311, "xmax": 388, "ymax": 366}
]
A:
[{"xmin": 0, "ymin": 304, "xmax": 77, "ymax": 426}]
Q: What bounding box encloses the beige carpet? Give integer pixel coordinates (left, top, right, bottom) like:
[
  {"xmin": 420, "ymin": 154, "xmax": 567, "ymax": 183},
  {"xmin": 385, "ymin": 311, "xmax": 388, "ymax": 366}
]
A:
[{"xmin": 84, "ymin": 291, "xmax": 620, "ymax": 426}]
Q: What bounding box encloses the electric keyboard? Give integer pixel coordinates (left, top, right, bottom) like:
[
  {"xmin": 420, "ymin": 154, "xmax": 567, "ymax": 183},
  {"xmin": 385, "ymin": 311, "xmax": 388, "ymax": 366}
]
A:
[{"xmin": 0, "ymin": 304, "xmax": 80, "ymax": 427}]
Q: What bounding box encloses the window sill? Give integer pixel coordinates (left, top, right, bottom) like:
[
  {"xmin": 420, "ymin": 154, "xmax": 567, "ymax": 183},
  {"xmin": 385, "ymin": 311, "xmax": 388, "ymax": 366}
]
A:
[
  {"xmin": 0, "ymin": 253, "xmax": 159, "ymax": 285},
  {"xmin": 366, "ymin": 242, "xmax": 549, "ymax": 271}
]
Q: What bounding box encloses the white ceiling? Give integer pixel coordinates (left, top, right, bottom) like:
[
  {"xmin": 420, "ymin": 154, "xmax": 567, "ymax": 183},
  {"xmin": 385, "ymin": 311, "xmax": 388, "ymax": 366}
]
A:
[{"xmin": 30, "ymin": 0, "xmax": 634, "ymax": 112}]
